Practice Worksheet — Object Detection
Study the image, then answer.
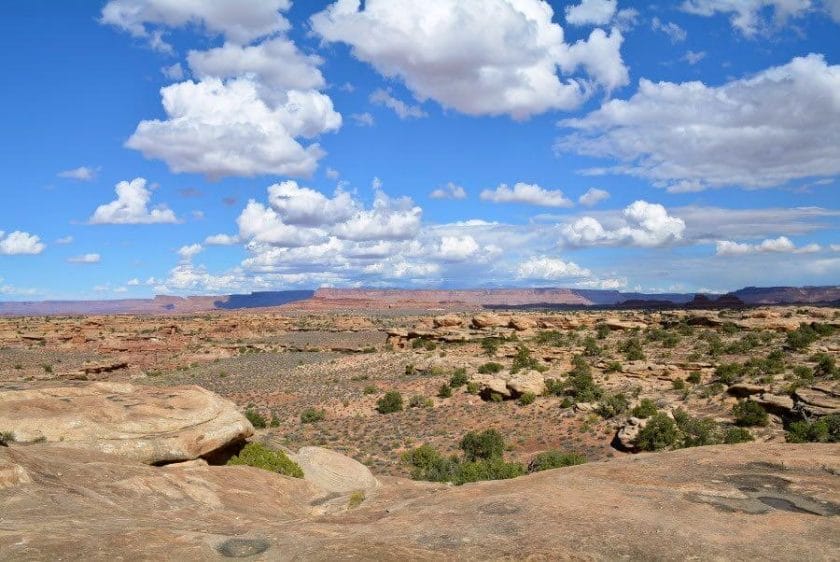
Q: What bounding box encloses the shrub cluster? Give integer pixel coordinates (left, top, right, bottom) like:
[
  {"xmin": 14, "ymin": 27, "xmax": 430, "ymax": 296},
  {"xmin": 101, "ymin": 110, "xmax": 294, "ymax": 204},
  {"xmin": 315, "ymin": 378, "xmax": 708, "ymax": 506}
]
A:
[
  {"xmin": 634, "ymin": 409, "xmax": 754, "ymax": 451},
  {"xmin": 244, "ymin": 407, "xmax": 267, "ymax": 429},
  {"xmin": 300, "ymin": 408, "xmax": 326, "ymax": 424},
  {"xmin": 786, "ymin": 414, "xmax": 840, "ymax": 443},
  {"xmin": 376, "ymin": 391, "xmax": 404, "ymax": 414},
  {"xmin": 226, "ymin": 443, "xmax": 304, "ymax": 478},
  {"xmin": 786, "ymin": 322, "xmax": 835, "ymax": 350}
]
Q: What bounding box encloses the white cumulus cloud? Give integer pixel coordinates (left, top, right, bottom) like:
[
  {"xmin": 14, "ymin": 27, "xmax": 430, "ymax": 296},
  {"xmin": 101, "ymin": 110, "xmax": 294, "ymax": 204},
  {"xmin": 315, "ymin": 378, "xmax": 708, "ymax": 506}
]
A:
[
  {"xmin": 681, "ymin": 0, "xmax": 813, "ymax": 36},
  {"xmin": 0, "ymin": 231, "xmax": 46, "ymax": 255},
  {"xmin": 558, "ymin": 54, "xmax": 840, "ymax": 191},
  {"xmin": 578, "ymin": 187, "xmax": 610, "ymax": 207},
  {"xmin": 89, "ymin": 177, "xmax": 177, "ymax": 224},
  {"xmin": 430, "ymin": 182, "xmax": 467, "ymax": 200},
  {"xmin": 67, "ymin": 253, "xmax": 101, "ymax": 264},
  {"xmin": 562, "ymin": 200, "xmax": 685, "ymax": 247},
  {"xmin": 517, "ymin": 256, "xmax": 591, "ymax": 279},
  {"xmin": 715, "ymin": 236, "xmax": 822, "ymax": 256},
  {"xmin": 565, "ymin": 0, "xmax": 616, "ymax": 26},
  {"xmin": 58, "ymin": 166, "xmax": 98, "ymax": 181},
  {"xmin": 312, "ymin": 0, "xmax": 629, "ymax": 119},
  {"xmin": 481, "ymin": 182, "xmax": 573, "ymax": 207}
]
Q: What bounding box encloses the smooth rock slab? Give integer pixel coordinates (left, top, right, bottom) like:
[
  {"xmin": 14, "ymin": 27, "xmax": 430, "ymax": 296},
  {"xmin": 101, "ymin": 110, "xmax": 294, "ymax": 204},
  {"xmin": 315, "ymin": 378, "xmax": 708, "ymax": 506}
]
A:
[
  {"xmin": 0, "ymin": 382, "xmax": 253, "ymax": 464},
  {"xmin": 291, "ymin": 446, "xmax": 378, "ymax": 494}
]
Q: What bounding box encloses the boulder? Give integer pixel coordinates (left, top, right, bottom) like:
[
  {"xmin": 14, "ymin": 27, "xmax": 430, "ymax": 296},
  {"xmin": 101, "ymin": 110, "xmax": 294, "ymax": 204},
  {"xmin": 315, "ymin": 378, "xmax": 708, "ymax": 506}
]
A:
[
  {"xmin": 432, "ymin": 314, "xmax": 463, "ymax": 329},
  {"xmin": 0, "ymin": 459, "xmax": 31, "ymax": 489},
  {"xmin": 604, "ymin": 319, "xmax": 648, "ymax": 330},
  {"xmin": 616, "ymin": 416, "xmax": 648, "ymax": 451},
  {"xmin": 0, "ymin": 382, "xmax": 253, "ymax": 464},
  {"xmin": 471, "ymin": 375, "xmax": 512, "ymax": 399},
  {"xmin": 291, "ymin": 446, "xmax": 378, "ymax": 495},
  {"xmin": 753, "ymin": 393, "xmax": 796, "ymax": 417},
  {"xmin": 509, "ymin": 316, "xmax": 538, "ymax": 331},
  {"xmin": 471, "ymin": 313, "xmax": 509, "ymax": 329},
  {"xmin": 794, "ymin": 385, "xmax": 840, "ymax": 417},
  {"xmin": 507, "ymin": 370, "xmax": 546, "ymax": 396}
]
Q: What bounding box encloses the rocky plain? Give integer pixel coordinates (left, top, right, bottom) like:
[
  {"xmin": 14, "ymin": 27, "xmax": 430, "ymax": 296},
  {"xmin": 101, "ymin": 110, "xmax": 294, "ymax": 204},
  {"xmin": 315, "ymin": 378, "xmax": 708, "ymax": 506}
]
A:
[{"xmin": 1, "ymin": 301, "xmax": 839, "ymax": 559}]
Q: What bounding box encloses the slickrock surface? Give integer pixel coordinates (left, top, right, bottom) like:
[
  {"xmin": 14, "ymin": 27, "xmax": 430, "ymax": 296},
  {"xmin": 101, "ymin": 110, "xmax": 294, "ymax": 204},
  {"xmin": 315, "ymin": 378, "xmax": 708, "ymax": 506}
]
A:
[
  {"xmin": 0, "ymin": 443, "xmax": 837, "ymax": 560},
  {"xmin": 0, "ymin": 382, "xmax": 253, "ymax": 464}
]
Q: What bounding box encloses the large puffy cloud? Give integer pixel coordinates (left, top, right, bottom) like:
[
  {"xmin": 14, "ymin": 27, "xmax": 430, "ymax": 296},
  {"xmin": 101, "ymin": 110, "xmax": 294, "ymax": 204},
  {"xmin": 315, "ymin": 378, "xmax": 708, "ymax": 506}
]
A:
[
  {"xmin": 480, "ymin": 182, "xmax": 573, "ymax": 207},
  {"xmin": 562, "ymin": 200, "xmax": 685, "ymax": 247},
  {"xmin": 89, "ymin": 178, "xmax": 177, "ymax": 224},
  {"xmin": 0, "ymin": 231, "xmax": 45, "ymax": 255},
  {"xmin": 187, "ymin": 38, "xmax": 325, "ymax": 94},
  {"xmin": 312, "ymin": 0, "xmax": 628, "ymax": 119},
  {"xmin": 558, "ymin": 55, "xmax": 840, "ymax": 191},
  {"xmin": 680, "ymin": 0, "xmax": 813, "ymax": 36},
  {"xmin": 101, "ymin": 0, "xmax": 291, "ymax": 47},
  {"xmin": 126, "ymin": 79, "xmax": 341, "ymax": 179},
  {"xmin": 516, "ymin": 256, "xmax": 591, "ymax": 279},
  {"xmin": 332, "ymin": 190, "xmax": 423, "ymax": 241},
  {"xmin": 715, "ymin": 236, "xmax": 821, "ymax": 256},
  {"xmin": 266, "ymin": 181, "xmax": 357, "ymax": 226}
]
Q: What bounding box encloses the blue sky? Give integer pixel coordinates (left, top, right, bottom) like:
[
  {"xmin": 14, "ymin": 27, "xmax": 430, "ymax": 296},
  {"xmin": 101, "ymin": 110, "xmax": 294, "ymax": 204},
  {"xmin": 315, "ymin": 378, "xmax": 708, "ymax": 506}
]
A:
[{"xmin": 0, "ymin": 0, "xmax": 838, "ymax": 300}]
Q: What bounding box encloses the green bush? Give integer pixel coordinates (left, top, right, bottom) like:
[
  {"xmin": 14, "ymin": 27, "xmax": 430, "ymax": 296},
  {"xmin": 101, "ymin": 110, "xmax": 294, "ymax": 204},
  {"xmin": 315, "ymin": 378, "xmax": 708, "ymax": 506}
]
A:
[
  {"xmin": 511, "ymin": 346, "xmax": 541, "ymax": 373},
  {"xmin": 527, "ymin": 451, "xmax": 586, "ymax": 473},
  {"xmin": 631, "ymin": 398, "xmax": 658, "ymax": 418},
  {"xmin": 786, "ymin": 322, "xmax": 834, "ymax": 350},
  {"xmin": 604, "ymin": 361, "xmax": 622, "ymax": 373},
  {"xmin": 517, "ymin": 391, "xmax": 536, "ymax": 406},
  {"xmin": 376, "ymin": 391, "xmax": 404, "ymax": 414},
  {"xmin": 672, "ymin": 378, "xmax": 685, "ymax": 390},
  {"xmin": 715, "ymin": 363, "xmax": 743, "ymax": 385},
  {"xmin": 402, "ymin": 445, "xmax": 457, "ymax": 482},
  {"xmin": 582, "ymin": 336, "xmax": 601, "ymax": 356},
  {"xmin": 244, "ymin": 407, "xmax": 267, "ymax": 429},
  {"xmin": 449, "ymin": 368, "xmax": 469, "ymax": 387},
  {"xmin": 674, "ymin": 410, "xmax": 721, "ymax": 447},
  {"xmin": 724, "ymin": 427, "xmax": 754, "ymax": 444},
  {"xmin": 453, "ymin": 457, "xmax": 524, "ymax": 485},
  {"xmin": 0, "ymin": 431, "xmax": 14, "ymax": 446},
  {"xmin": 226, "ymin": 443, "xmax": 303, "ymax": 478},
  {"xmin": 786, "ymin": 414, "xmax": 840, "ymax": 443},
  {"xmin": 460, "ymin": 429, "xmax": 505, "ymax": 461},
  {"xmin": 437, "ymin": 383, "xmax": 453, "ymax": 398},
  {"xmin": 363, "ymin": 385, "xmax": 378, "ymax": 395},
  {"xmin": 478, "ymin": 362, "xmax": 504, "ymax": 374},
  {"xmin": 595, "ymin": 323, "xmax": 610, "ymax": 339},
  {"xmin": 686, "ymin": 371, "xmax": 701, "ymax": 384},
  {"xmin": 620, "ymin": 337, "xmax": 646, "ymax": 361},
  {"xmin": 634, "ymin": 413, "xmax": 678, "ymax": 451},
  {"xmin": 596, "ymin": 393, "xmax": 629, "ymax": 419},
  {"xmin": 732, "ymin": 400, "xmax": 769, "ymax": 427},
  {"xmin": 811, "ymin": 353, "xmax": 838, "ymax": 379},
  {"xmin": 564, "ymin": 356, "xmax": 603, "ymax": 403},
  {"xmin": 300, "ymin": 408, "xmax": 326, "ymax": 424},
  {"xmin": 481, "ymin": 337, "xmax": 500, "ymax": 356},
  {"xmin": 409, "ymin": 394, "xmax": 433, "ymax": 408},
  {"xmin": 466, "ymin": 382, "xmax": 480, "ymax": 394}
]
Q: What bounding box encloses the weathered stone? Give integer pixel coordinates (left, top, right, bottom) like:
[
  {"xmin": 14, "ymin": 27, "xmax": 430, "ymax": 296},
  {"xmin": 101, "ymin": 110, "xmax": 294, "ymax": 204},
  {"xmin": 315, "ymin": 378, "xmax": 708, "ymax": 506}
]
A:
[
  {"xmin": 727, "ymin": 383, "xmax": 770, "ymax": 398},
  {"xmin": 432, "ymin": 314, "xmax": 463, "ymax": 329},
  {"xmin": 794, "ymin": 385, "xmax": 840, "ymax": 417},
  {"xmin": 509, "ymin": 316, "xmax": 538, "ymax": 331},
  {"xmin": 291, "ymin": 446, "xmax": 379, "ymax": 495},
  {"xmin": 471, "ymin": 313, "xmax": 509, "ymax": 329},
  {"xmin": 506, "ymin": 370, "xmax": 546, "ymax": 397},
  {"xmin": 754, "ymin": 393, "xmax": 796, "ymax": 416},
  {"xmin": 0, "ymin": 382, "xmax": 253, "ymax": 464},
  {"xmin": 616, "ymin": 416, "xmax": 648, "ymax": 450}
]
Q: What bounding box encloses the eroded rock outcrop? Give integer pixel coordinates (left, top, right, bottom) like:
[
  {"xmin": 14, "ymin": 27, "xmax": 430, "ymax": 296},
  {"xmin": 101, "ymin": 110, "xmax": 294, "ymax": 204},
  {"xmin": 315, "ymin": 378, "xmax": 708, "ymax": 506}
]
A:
[{"xmin": 0, "ymin": 382, "xmax": 253, "ymax": 464}]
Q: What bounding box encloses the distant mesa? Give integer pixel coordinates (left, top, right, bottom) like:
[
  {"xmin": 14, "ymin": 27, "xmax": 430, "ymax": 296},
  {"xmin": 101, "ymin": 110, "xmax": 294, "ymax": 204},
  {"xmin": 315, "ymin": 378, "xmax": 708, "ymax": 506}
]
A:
[{"xmin": 0, "ymin": 286, "xmax": 837, "ymax": 316}]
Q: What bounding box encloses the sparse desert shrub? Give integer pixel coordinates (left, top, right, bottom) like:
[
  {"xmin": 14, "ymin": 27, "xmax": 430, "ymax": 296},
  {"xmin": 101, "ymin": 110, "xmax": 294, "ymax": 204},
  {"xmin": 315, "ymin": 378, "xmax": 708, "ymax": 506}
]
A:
[
  {"xmin": 300, "ymin": 408, "xmax": 326, "ymax": 424},
  {"xmin": 466, "ymin": 382, "xmax": 480, "ymax": 394},
  {"xmin": 595, "ymin": 323, "xmax": 610, "ymax": 339},
  {"xmin": 511, "ymin": 345, "xmax": 542, "ymax": 373},
  {"xmin": 786, "ymin": 414, "xmax": 840, "ymax": 443},
  {"xmin": 723, "ymin": 427, "xmax": 754, "ymax": 444},
  {"xmin": 527, "ymin": 451, "xmax": 586, "ymax": 473},
  {"xmin": 635, "ymin": 413, "xmax": 679, "ymax": 451},
  {"xmin": 481, "ymin": 337, "xmax": 500, "ymax": 356},
  {"xmin": 402, "ymin": 445, "xmax": 457, "ymax": 482},
  {"xmin": 620, "ymin": 337, "xmax": 646, "ymax": 361},
  {"xmin": 535, "ymin": 330, "xmax": 565, "ymax": 346},
  {"xmin": 348, "ymin": 491, "xmax": 365, "ymax": 508},
  {"xmin": 673, "ymin": 409, "xmax": 721, "ymax": 447},
  {"xmin": 449, "ymin": 368, "xmax": 468, "ymax": 388},
  {"xmin": 715, "ymin": 363, "xmax": 743, "ymax": 385},
  {"xmin": 0, "ymin": 431, "xmax": 14, "ymax": 446},
  {"xmin": 453, "ymin": 457, "xmax": 524, "ymax": 485},
  {"xmin": 437, "ymin": 384, "xmax": 452, "ymax": 398},
  {"xmin": 631, "ymin": 398, "xmax": 657, "ymax": 419},
  {"xmin": 478, "ymin": 361, "xmax": 503, "ymax": 374},
  {"xmin": 226, "ymin": 443, "xmax": 303, "ymax": 478},
  {"xmin": 517, "ymin": 391, "xmax": 536, "ymax": 406},
  {"xmin": 786, "ymin": 322, "xmax": 834, "ymax": 350},
  {"xmin": 363, "ymin": 385, "xmax": 378, "ymax": 395},
  {"xmin": 582, "ymin": 336, "xmax": 601, "ymax": 356},
  {"xmin": 376, "ymin": 391, "xmax": 403, "ymax": 414},
  {"xmin": 732, "ymin": 399, "xmax": 768, "ymax": 427},
  {"xmin": 672, "ymin": 378, "xmax": 685, "ymax": 390},
  {"xmin": 459, "ymin": 429, "xmax": 505, "ymax": 462},
  {"xmin": 564, "ymin": 356, "xmax": 603, "ymax": 403},
  {"xmin": 604, "ymin": 361, "xmax": 622, "ymax": 373},
  {"xmin": 244, "ymin": 407, "xmax": 267, "ymax": 429},
  {"xmin": 596, "ymin": 393, "xmax": 629, "ymax": 419},
  {"xmin": 409, "ymin": 394, "xmax": 433, "ymax": 408},
  {"xmin": 687, "ymin": 371, "xmax": 702, "ymax": 384},
  {"xmin": 270, "ymin": 413, "xmax": 281, "ymax": 428},
  {"xmin": 811, "ymin": 353, "xmax": 838, "ymax": 379}
]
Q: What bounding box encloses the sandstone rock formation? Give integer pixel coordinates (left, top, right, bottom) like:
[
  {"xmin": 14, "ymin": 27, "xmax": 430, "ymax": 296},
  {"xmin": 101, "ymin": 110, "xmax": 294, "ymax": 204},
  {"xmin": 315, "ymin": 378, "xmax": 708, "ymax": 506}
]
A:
[
  {"xmin": 1, "ymin": 443, "xmax": 837, "ymax": 560},
  {"xmin": 290, "ymin": 446, "xmax": 379, "ymax": 495},
  {"xmin": 0, "ymin": 382, "xmax": 253, "ymax": 464}
]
